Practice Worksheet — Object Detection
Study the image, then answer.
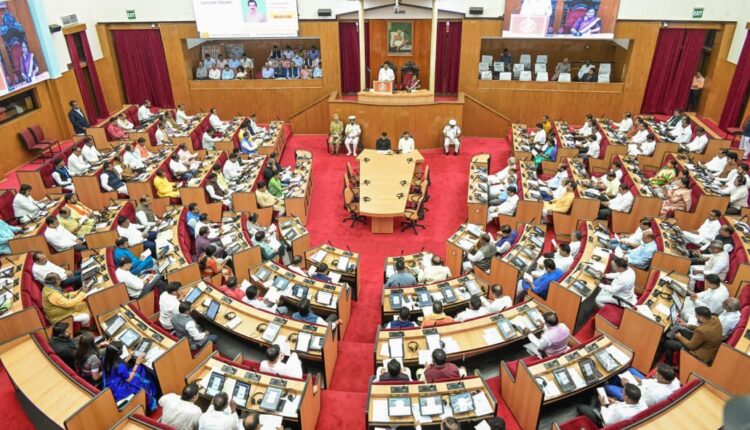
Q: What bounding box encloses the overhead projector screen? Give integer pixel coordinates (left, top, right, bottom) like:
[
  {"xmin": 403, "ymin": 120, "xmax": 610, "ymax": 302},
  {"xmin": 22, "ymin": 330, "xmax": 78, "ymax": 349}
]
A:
[
  {"xmin": 192, "ymin": 0, "xmax": 299, "ymax": 38},
  {"xmin": 503, "ymin": 0, "xmax": 620, "ymax": 39}
]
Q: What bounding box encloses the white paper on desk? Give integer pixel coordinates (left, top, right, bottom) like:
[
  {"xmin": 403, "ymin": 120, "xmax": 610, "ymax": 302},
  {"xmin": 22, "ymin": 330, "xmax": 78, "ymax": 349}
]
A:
[
  {"xmin": 475, "ymin": 421, "xmax": 492, "ymax": 430},
  {"xmin": 379, "ymin": 342, "xmax": 390, "ymax": 358},
  {"xmin": 430, "ymin": 292, "xmax": 444, "ymax": 302},
  {"xmin": 426, "ymin": 333, "xmax": 442, "ymax": 352},
  {"xmin": 593, "ymin": 247, "xmax": 611, "ymax": 260},
  {"xmin": 265, "ymin": 287, "xmax": 282, "ymax": 304},
  {"xmin": 483, "ymin": 328, "xmax": 503, "ymax": 345},
  {"xmin": 439, "ymin": 403, "xmax": 454, "ymax": 420},
  {"xmin": 280, "ymin": 393, "xmax": 300, "ymax": 417},
  {"xmin": 569, "ymin": 367, "xmax": 586, "ymax": 389},
  {"xmin": 222, "ymin": 377, "xmax": 237, "ymax": 399},
  {"xmin": 388, "ymin": 337, "xmax": 404, "ymax": 358},
  {"xmin": 596, "ymin": 387, "xmax": 609, "ymax": 405},
  {"xmin": 457, "ymin": 239, "xmax": 474, "ymax": 251},
  {"xmin": 619, "ymin": 371, "xmax": 638, "ymax": 386},
  {"xmin": 240, "ymin": 279, "xmax": 252, "ymax": 292},
  {"xmin": 418, "ymin": 350, "xmax": 432, "ymax": 366},
  {"xmin": 385, "ymin": 265, "xmax": 395, "ymax": 278},
  {"xmin": 371, "ymin": 399, "xmax": 390, "ymax": 422},
  {"xmin": 274, "ymin": 335, "xmax": 291, "ymax": 356},
  {"xmin": 307, "ymin": 265, "xmax": 317, "ymax": 276},
  {"xmin": 144, "ymin": 346, "xmax": 164, "ymax": 367},
  {"xmin": 614, "ymin": 247, "xmax": 625, "ymax": 258},
  {"xmin": 95, "ymin": 222, "xmax": 109, "ymax": 230},
  {"xmin": 606, "ymin": 345, "xmax": 630, "ymax": 366},
  {"xmin": 156, "ymin": 230, "xmax": 173, "ymax": 242},
  {"xmin": 316, "ymin": 290, "xmax": 333, "ymax": 306},
  {"xmin": 337, "ymin": 256, "xmax": 349, "ymax": 272},
  {"xmin": 421, "ymin": 306, "xmax": 434, "ymax": 317},
  {"xmin": 199, "ymin": 366, "xmax": 225, "ymax": 388},
  {"xmin": 655, "ymin": 303, "xmax": 671, "ymax": 317},
  {"xmin": 413, "ymin": 404, "xmax": 431, "ymax": 424},
  {"xmin": 312, "ymin": 250, "xmax": 327, "ymax": 263},
  {"xmin": 543, "ymin": 378, "xmax": 561, "ymax": 398},
  {"xmin": 512, "ymin": 315, "xmax": 534, "ymax": 332},
  {"xmin": 442, "ymin": 337, "xmax": 460, "ymax": 354},
  {"xmin": 225, "ymin": 317, "xmax": 241, "ymax": 330},
  {"xmin": 590, "ymin": 261, "xmax": 607, "ymax": 274},
  {"xmin": 329, "ymin": 272, "xmax": 342, "ymax": 284},
  {"xmin": 635, "ymin": 305, "xmax": 656, "ymax": 321},
  {"xmin": 473, "ymin": 392, "xmax": 493, "ymax": 416}
]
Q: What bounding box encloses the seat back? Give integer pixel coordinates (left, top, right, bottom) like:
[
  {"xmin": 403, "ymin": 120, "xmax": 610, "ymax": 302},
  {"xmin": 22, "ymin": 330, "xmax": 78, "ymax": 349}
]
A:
[
  {"xmin": 493, "ymin": 61, "xmax": 505, "ymax": 72},
  {"xmin": 599, "ymin": 63, "xmax": 612, "ymax": 74},
  {"xmin": 534, "ymin": 63, "xmax": 547, "ymax": 74},
  {"xmin": 512, "ymin": 63, "xmax": 524, "ymax": 79},
  {"xmin": 558, "ymin": 73, "xmax": 572, "ymax": 83},
  {"xmin": 536, "ymin": 55, "xmax": 548, "ymax": 64},
  {"xmin": 478, "ymin": 62, "xmax": 490, "ymax": 72},
  {"xmin": 480, "ymin": 70, "xmax": 492, "ymax": 80},
  {"xmin": 519, "ymin": 71, "xmax": 532, "ymax": 81},
  {"xmin": 536, "ymin": 72, "xmax": 549, "ymax": 82},
  {"xmin": 0, "ymin": 190, "xmax": 17, "ymax": 224},
  {"xmin": 519, "ymin": 54, "xmax": 531, "ymax": 69},
  {"xmin": 29, "ymin": 125, "xmax": 47, "ymax": 143},
  {"xmin": 19, "ymin": 129, "xmax": 39, "ymax": 150},
  {"xmin": 480, "ymin": 55, "xmax": 493, "ymax": 64},
  {"xmin": 499, "ymin": 72, "xmax": 512, "ymax": 81},
  {"xmin": 598, "ymin": 73, "xmax": 611, "ymax": 83}
]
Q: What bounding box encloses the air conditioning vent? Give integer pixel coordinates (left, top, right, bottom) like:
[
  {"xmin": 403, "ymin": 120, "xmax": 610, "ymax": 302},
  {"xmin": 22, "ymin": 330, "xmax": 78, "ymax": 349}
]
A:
[{"xmin": 61, "ymin": 14, "xmax": 79, "ymax": 26}]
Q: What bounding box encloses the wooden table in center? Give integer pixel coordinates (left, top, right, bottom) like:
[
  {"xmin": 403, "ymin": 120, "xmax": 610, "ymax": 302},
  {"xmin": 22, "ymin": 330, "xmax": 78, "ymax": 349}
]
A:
[{"xmin": 357, "ymin": 149, "xmax": 424, "ymax": 233}]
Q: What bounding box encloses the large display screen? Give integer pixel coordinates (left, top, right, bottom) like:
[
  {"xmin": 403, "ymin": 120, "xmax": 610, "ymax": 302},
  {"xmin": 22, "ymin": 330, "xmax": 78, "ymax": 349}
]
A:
[
  {"xmin": 192, "ymin": 0, "xmax": 299, "ymax": 38},
  {"xmin": 0, "ymin": 0, "xmax": 49, "ymax": 96},
  {"xmin": 503, "ymin": 0, "xmax": 620, "ymax": 39}
]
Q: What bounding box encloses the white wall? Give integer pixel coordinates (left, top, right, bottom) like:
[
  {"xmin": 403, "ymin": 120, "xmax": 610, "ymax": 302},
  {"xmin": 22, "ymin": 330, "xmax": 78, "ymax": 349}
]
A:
[{"xmin": 41, "ymin": 0, "xmax": 103, "ymax": 71}]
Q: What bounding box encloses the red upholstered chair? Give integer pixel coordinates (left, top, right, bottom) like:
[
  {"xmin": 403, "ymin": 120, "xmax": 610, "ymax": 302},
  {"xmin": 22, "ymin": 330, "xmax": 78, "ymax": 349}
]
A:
[
  {"xmin": 0, "ymin": 190, "xmax": 18, "ymax": 224},
  {"xmin": 19, "ymin": 128, "xmax": 56, "ymax": 161},
  {"xmin": 29, "ymin": 125, "xmax": 61, "ymax": 150}
]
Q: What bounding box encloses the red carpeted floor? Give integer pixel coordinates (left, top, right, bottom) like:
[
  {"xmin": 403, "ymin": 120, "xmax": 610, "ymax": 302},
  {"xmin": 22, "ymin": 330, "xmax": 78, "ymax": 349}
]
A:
[{"xmin": 279, "ymin": 136, "xmax": 522, "ymax": 429}]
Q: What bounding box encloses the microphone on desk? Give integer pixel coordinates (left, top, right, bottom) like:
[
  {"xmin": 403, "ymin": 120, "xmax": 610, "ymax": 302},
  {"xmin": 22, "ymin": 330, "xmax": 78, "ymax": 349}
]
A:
[
  {"xmin": 363, "ymin": 180, "xmax": 371, "ymax": 186},
  {"xmin": 406, "ymin": 158, "xmax": 413, "ymax": 164},
  {"xmin": 396, "ymin": 193, "xmax": 404, "ymax": 199},
  {"xmin": 400, "ymin": 249, "xmax": 404, "ymax": 257},
  {"xmin": 400, "ymin": 180, "xmax": 407, "ymax": 186},
  {"xmin": 363, "ymin": 197, "xmax": 371, "ymax": 202},
  {"xmin": 363, "ymin": 158, "xmax": 370, "ymax": 163}
]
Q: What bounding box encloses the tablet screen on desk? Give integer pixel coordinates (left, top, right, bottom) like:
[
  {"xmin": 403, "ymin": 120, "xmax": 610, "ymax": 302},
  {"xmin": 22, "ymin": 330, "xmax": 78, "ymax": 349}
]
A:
[
  {"xmin": 184, "ymin": 287, "xmax": 202, "ymax": 305},
  {"xmin": 262, "ymin": 322, "xmax": 282, "ymax": 343},
  {"xmin": 117, "ymin": 328, "xmax": 141, "ymax": 348},
  {"xmin": 104, "ymin": 315, "xmax": 126, "ymax": 338},
  {"xmin": 205, "ymin": 372, "xmax": 225, "ymax": 397},
  {"xmin": 388, "ymin": 397, "xmax": 412, "ymax": 417},
  {"xmin": 205, "ymin": 300, "xmax": 220, "ymax": 321},
  {"xmin": 419, "ymin": 396, "xmax": 444, "ymax": 416},
  {"xmin": 450, "ymin": 392, "xmax": 475, "ymax": 414}
]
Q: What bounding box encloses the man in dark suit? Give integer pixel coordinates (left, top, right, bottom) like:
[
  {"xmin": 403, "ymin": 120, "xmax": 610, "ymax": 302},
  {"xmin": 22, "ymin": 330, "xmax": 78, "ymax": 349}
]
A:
[
  {"xmin": 68, "ymin": 100, "xmax": 89, "ymax": 134},
  {"xmin": 375, "ymin": 132, "xmax": 392, "ymax": 151}
]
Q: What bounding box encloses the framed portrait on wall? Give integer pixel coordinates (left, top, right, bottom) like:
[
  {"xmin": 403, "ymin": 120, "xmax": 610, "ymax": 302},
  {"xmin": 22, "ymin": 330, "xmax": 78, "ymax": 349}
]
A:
[
  {"xmin": 387, "ymin": 21, "xmax": 413, "ymax": 55},
  {"xmin": 225, "ymin": 43, "xmax": 245, "ymax": 58},
  {"xmin": 201, "ymin": 44, "xmax": 223, "ymax": 59}
]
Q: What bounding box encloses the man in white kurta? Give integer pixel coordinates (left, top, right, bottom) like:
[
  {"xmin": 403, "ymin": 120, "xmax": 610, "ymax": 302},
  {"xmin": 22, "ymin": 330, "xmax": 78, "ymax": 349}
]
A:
[
  {"xmin": 378, "ymin": 63, "xmax": 395, "ymax": 83},
  {"xmin": 596, "ymin": 258, "xmax": 636, "ymax": 308},
  {"xmin": 398, "ymin": 132, "xmax": 415, "ymax": 153},
  {"xmin": 443, "ymin": 119, "xmax": 462, "ymax": 155},
  {"xmin": 344, "ymin": 116, "xmax": 361, "ymax": 157}
]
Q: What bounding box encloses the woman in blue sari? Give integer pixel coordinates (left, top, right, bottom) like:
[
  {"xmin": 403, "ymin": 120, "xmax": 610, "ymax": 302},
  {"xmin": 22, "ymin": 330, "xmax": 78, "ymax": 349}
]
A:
[{"xmin": 102, "ymin": 341, "xmax": 158, "ymax": 412}]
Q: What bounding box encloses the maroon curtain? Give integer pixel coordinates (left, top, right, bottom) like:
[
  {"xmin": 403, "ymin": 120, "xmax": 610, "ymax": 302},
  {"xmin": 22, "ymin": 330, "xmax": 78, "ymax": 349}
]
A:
[
  {"xmin": 80, "ymin": 31, "xmax": 108, "ymax": 119},
  {"xmin": 65, "ymin": 34, "xmax": 97, "ymax": 123},
  {"xmin": 435, "ymin": 21, "xmax": 462, "ymax": 95},
  {"xmin": 112, "ymin": 29, "xmax": 174, "ymax": 108},
  {"xmin": 641, "ymin": 29, "xmax": 706, "ymax": 115},
  {"xmin": 339, "ymin": 22, "xmax": 371, "ymax": 94},
  {"xmin": 720, "ymin": 32, "xmax": 750, "ymax": 129}
]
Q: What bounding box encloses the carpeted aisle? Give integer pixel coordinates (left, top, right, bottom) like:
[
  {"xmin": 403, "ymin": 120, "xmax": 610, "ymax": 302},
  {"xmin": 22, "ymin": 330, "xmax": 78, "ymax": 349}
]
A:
[{"xmin": 280, "ymin": 136, "xmax": 521, "ymax": 429}]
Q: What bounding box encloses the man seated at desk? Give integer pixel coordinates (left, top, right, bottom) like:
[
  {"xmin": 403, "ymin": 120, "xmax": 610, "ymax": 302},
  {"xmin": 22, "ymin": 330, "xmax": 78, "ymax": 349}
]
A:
[
  {"xmin": 105, "ymin": 117, "xmax": 128, "ymax": 140},
  {"xmin": 13, "ymin": 184, "xmax": 47, "ymax": 223},
  {"xmin": 100, "ymin": 161, "xmax": 129, "ymax": 196},
  {"xmin": 44, "ymin": 216, "xmax": 87, "ymax": 252},
  {"xmin": 0, "ymin": 219, "xmax": 22, "ymax": 255},
  {"xmin": 552, "ymin": 57, "xmax": 571, "ymax": 81},
  {"xmin": 42, "ymin": 273, "xmax": 91, "ymax": 327},
  {"xmin": 386, "ymin": 307, "xmax": 418, "ymax": 329},
  {"xmin": 198, "ymin": 393, "xmax": 239, "ymax": 430},
  {"xmin": 603, "ymin": 363, "xmax": 680, "ymax": 407},
  {"xmin": 117, "ymin": 215, "xmax": 157, "ymax": 258},
  {"xmin": 202, "ymin": 129, "xmax": 221, "ymax": 151},
  {"xmin": 115, "ymin": 257, "xmax": 165, "ymax": 299},
  {"xmin": 206, "ymin": 173, "xmax": 232, "ymax": 208},
  {"xmin": 688, "ymin": 240, "xmax": 729, "ymax": 289},
  {"xmin": 494, "ymin": 225, "xmax": 517, "ymax": 255},
  {"xmin": 577, "ymin": 384, "xmax": 646, "ymax": 427},
  {"xmin": 169, "ymin": 153, "xmax": 197, "ymax": 181},
  {"xmin": 595, "ymin": 257, "xmax": 636, "ymax": 308},
  {"xmin": 158, "ymin": 383, "xmax": 202, "ymax": 430},
  {"xmin": 385, "ymin": 259, "xmax": 416, "ymax": 287},
  {"xmin": 422, "ymin": 348, "xmax": 460, "ymax": 383},
  {"xmin": 662, "ymin": 306, "xmax": 722, "ymax": 366},
  {"xmin": 67, "ymin": 145, "xmax": 92, "ymax": 176},
  {"xmin": 222, "ymin": 152, "xmax": 245, "ymax": 182},
  {"xmin": 239, "ymin": 131, "xmax": 259, "ymax": 155},
  {"xmin": 416, "ymin": 255, "xmax": 451, "ymax": 284},
  {"xmin": 171, "ymin": 301, "xmax": 218, "ymax": 350},
  {"xmin": 378, "ymin": 359, "xmax": 411, "ymax": 382},
  {"xmin": 52, "ymin": 158, "xmax": 75, "ymax": 192},
  {"xmin": 462, "ymin": 233, "xmax": 496, "ymax": 274},
  {"xmin": 628, "ymin": 133, "xmax": 656, "ymax": 156},
  {"xmin": 614, "ymin": 218, "xmax": 652, "ymax": 250},
  {"xmin": 532, "ymin": 243, "xmax": 573, "ymax": 277},
  {"xmin": 375, "ymin": 132, "xmax": 392, "ymax": 151},
  {"xmin": 668, "ymin": 118, "xmax": 693, "ymax": 145},
  {"xmin": 208, "ymin": 108, "xmax": 229, "ymax": 132},
  {"xmin": 138, "ymin": 100, "xmax": 156, "ymax": 123},
  {"xmin": 398, "ymin": 131, "xmax": 415, "ymax": 153},
  {"xmin": 59, "ymin": 198, "xmax": 96, "ymax": 239},
  {"xmin": 260, "ymin": 344, "xmax": 303, "ymax": 379},
  {"xmin": 122, "ymin": 144, "xmax": 146, "ymax": 171},
  {"xmin": 598, "ymin": 184, "xmax": 634, "ymax": 220},
  {"xmin": 292, "ymin": 298, "xmax": 339, "ymax": 326},
  {"xmin": 81, "ymin": 137, "xmax": 104, "ymax": 164},
  {"xmin": 481, "ymin": 284, "xmax": 513, "ymax": 313},
  {"xmin": 153, "ymin": 169, "xmax": 180, "ymax": 198},
  {"xmin": 542, "ymin": 181, "xmax": 575, "ymax": 219},
  {"xmin": 455, "ymin": 296, "xmax": 488, "ymax": 322},
  {"xmin": 32, "ymin": 252, "xmax": 82, "ymax": 289},
  {"xmin": 255, "ymin": 181, "xmax": 285, "ymax": 215},
  {"xmin": 488, "ymin": 185, "xmax": 519, "ymax": 222},
  {"xmin": 113, "ymin": 237, "xmax": 155, "ymax": 276},
  {"xmin": 515, "ymin": 258, "xmax": 564, "ymax": 302},
  {"xmin": 421, "ymin": 302, "xmax": 455, "ymax": 328},
  {"xmin": 678, "ymin": 274, "xmax": 728, "ymax": 321},
  {"xmin": 523, "ymin": 311, "xmax": 570, "ymax": 358},
  {"xmin": 242, "ymin": 284, "xmax": 288, "ymax": 315},
  {"xmin": 378, "ymin": 62, "xmax": 395, "ymax": 83},
  {"xmin": 682, "ymin": 127, "xmax": 709, "ymax": 153}
]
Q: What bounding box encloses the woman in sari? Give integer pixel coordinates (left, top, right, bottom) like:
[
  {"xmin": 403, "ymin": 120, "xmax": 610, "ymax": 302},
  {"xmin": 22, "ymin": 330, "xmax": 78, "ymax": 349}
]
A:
[
  {"xmin": 649, "ymin": 159, "xmax": 680, "ymax": 187},
  {"xmin": 571, "ymin": 9, "xmax": 602, "ymax": 36},
  {"xmin": 533, "ymin": 137, "xmax": 557, "ymax": 167},
  {"xmin": 103, "ymin": 341, "xmax": 158, "ymax": 412},
  {"xmin": 660, "ymin": 177, "xmax": 692, "ymax": 217}
]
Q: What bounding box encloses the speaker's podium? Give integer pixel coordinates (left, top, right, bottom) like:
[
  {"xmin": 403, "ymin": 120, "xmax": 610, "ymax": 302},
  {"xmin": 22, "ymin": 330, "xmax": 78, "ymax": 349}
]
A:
[{"xmin": 357, "ymin": 81, "xmax": 434, "ymax": 105}]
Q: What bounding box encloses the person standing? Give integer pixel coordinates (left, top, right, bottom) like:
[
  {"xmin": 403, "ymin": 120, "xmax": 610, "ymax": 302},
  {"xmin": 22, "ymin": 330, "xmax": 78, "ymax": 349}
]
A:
[
  {"xmin": 688, "ymin": 72, "xmax": 705, "ymax": 111},
  {"xmin": 378, "ymin": 62, "xmax": 395, "ymax": 83},
  {"xmin": 68, "ymin": 100, "xmax": 89, "ymax": 135}
]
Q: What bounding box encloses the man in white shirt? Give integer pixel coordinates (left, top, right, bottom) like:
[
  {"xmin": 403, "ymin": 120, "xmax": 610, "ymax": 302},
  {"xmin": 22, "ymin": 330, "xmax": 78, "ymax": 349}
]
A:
[
  {"xmin": 596, "ymin": 257, "xmax": 636, "ymax": 308},
  {"xmin": 344, "ymin": 116, "xmax": 361, "ymax": 157},
  {"xmin": 378, "ymin": 62, "xmax": 395, "ymax": 82},
  {"xmin": 533, "ymin": 123, "xmax": 546, "ymax": 146},
  {"xmin": 208, "ymin": 108, "xmax": 228, "ymax": 131},
  {"xmin": 617, "ymin": 218, "xmax": 651, "ymax": 249},
  {"xmin": 689, "ymin": 241, "xmax": 729, "ymax": 289},
  {"xmin": 154, "ymin": 123, "xmax": 172, "ymax": 146},
  {"xmin": 198, "ymin": 393, "xmax": 240, "ymax": 430},
  {"xmin": 67, "ymin": 146, "xmax": 91, "ymax": 176},
  {"xmin": 443, "ymin": 119, "xmax": 462, "ymax": 155},
  {"xmin": 481, "ymin": 284, "xmax": 513, "ymax": 313},
  {"xmin": 222, "ymin": 153, "xmax": 244, "ymax": 181},
  {"xmin": 578, "ymin": 383, "xmax": 647, "ymax": 427},
  {"xmin": 169, "ymin": 154, "xmax": 196, "ymax": 181},
  {"xmin": 577, "ymin": 61, "xmax": 594, "ymax": 81},
  {"xmin": 683, "ymin": 127, "xmax": 708, "ymax": 152},
  {"xmin": 202, "ymin": 130, "xmax": 221, "ymax": 151},
  {"xmin": 242, "ymin": 284, "xmax": 288, "ymax": 315},
  {"xmin": 138, "ymin": 100, "xmax": 154, "ymax": 123},
  {"xmin": 680, "ymin": 274, "xmax": 729, "ymax": 320},
  {"xmin": 158, "ymin": 383, "xmax": 202, "ymax": 430},
  {"xmin": 628, "ymin": 133, "xmax": 656, "ymax": 156},
  {"xmin": 718, "ymin": 297, "xmax": 741, "ymax": 339},
  {"xmin": 175, "ymin": 104, "xmax": 194, "ymax": 126},
  {"xmin": 398, "ymin": 131, "xmax": 415, "ymax": 153},
  {"xmin": 682, "ymin": 210, "xmax": 721, "ymax": 247},
  {"xmin": 488, "ymin": 185, "xmax": 519, "ymax": 222},
  {"xmin": 259, "ymin": 343, "xmax": 303, "ymax": 379},
  {"xmin": 117, "ymin": 216, "xmax": 157, "ymax": 257},
  {"xmin": 614, "ymin": 112, "xmax": 633, "ymax": 134},
  {"xmin": 723, "ymin": 175, "xmax": 749, "ymax": 214},
  {"xmin": 629, "ymin": 123, "xmax": 649, "ymax": 145},
  {"xmin": 158, "ymin": 283, "xmax": 181, "ymax": 330},
  {"xmin": 670, "ymin": 118, "xmax": 693, "ymax": 145},
  {"xmin": 122, "ymin": 144, "xmax": 145, "ymax": 171},
  {"xmin": 115, "ymin": 257, "xmax": 162, "ymax": 298},
  {"xmin": 13, "ymin": 184, "xmax": 44, "ymax": 223},
  {"xmin": 603, "ymin": 364, "xmax": 679, "ymax": 407},
  {"xmin": 455, "ymin": 296, "xmax": 488, "ymax": 322},
  {"xmin": 416, "ymin": 255, "xmax": 452, "ymax": 284},
  {"xmin": 116, "ymin": 113, "xmax": 134, "ymax": 131},
  {"xmin": 44, "ymin": 216, "xmax": 86, "ymax": 252},
  {"xmin": 598, "ymin": 184, "xmax": 634, "ymax": 219},
  {"xmin": 51, "ymin": 158, "xmax": 75, "ymax": 192},
  {"xmin": 703, "ymin": 149, "xmax": 728, "ymax": 174},
  {"xmin": 80, "ymin": 138, "xmax": 103, "ymax": 164},
  {"xmin": 583, "ymin": 134, "xmax": 600, "ymax": 158},
  {"xmin": 31, "ymin": 252, "xmax": 82, "ymax": 289},
  {"xmin": 534, "ymin": 243, "xmax": 573, "ymax": 277}
]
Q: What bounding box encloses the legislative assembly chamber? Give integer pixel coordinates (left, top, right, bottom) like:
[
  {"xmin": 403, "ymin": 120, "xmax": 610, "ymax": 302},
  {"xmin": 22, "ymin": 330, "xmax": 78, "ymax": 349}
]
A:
[{"xmin": 0, "ymin": 0, "xmax": 748, "ymax": 429}]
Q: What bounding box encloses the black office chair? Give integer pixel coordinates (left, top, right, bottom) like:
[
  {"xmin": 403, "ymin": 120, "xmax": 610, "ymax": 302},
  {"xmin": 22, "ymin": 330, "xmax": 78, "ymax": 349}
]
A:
[
  {"xmin": 401, "ymin": 196, "xmax": 426, "ymax": 235},
  {"xmin": 342, "ymin": 187, "xmax": 365, "ymax": 227}
]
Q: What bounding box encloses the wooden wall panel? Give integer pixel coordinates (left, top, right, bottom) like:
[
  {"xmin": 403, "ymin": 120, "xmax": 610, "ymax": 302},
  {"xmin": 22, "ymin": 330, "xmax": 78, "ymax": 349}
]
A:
[
  {"xmin": 47, "ymin": 70, "xmax": 85, "ymax": 136},
  {"xmin": 328, "ymin": 98, "xmax": 462, "ymax": 149},
  {"xmin": 289, "ymin": 92, "xmax": 335, "ymax": 135},
  {"xmin": 368, "ymin": 19, "xmax": 432, "ymax": 89},
  {"xmin": 95, "ymin": 24, "xmax": 125, "ymax": 112},
  {"xmin": 459, "ymin": 20, "xmax": 661, "ymax": 126},
  {"xmin": 699, "ymin": 23, "xmax": 737, "ymax": 121},
  {"xmin": 462, "ymin": 96, "xmax": 511, "ymax": 139}
]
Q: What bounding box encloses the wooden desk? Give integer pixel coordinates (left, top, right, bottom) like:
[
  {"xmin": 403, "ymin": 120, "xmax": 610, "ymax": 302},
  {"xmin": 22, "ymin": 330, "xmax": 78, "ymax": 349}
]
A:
[
  {"xmin": 723, "ymin": 217, "xmax": 750, "ymax": 297},
  {"xmin": 306, "ymin": 245, "xmax": 360, "ymax": 300},
  {"xmin": 279, "ymin": 216, "xmax": 310, "ymax": 260},
  {"xmin": 96, "ymin": 304, "xmax": 176, "ymax": 368},
  {"xmin": 552, "ymin": 121, "xmax": 586, "ymax": 161},
  {"xmin": 257, "ymin": 121, "xmax": 286, "ymax": 156},
  {"xmin": 669, "ymin": 153, "xmax": 729, "ymax": 230},
  {"xmin": 171, "ymin": 114, "xmax": 208, "ymax": 151},
  {"xmin": 610, "ymin": 155, "xmax": 662, "ymax": 233},
  {"xmin": 284, "ymin": 150, "xmax": 313, "ymax": 224},
  {"xmin": 588, "ymin": 119, "xmax": 629, "ymax": 174},
  {"xmin": 0, "ymin": 254, "xmax": 28, "ymax": 316},
  {"xmin": 249, "ymin": 261, "xmax": 352, "ymax": 336},
  {"xmin": 497, "ymin": 223, "xmax": 546, "ymax": 300},
  {"xmin": 467, "ymin": 154, "xmax": 491, "ymax": 226},
  {"xmin": 510, "ymin": 123, "xmax": 532, "ymax": 161},
  {"xmin": 445, "ymin": 223, "xmax": 485, "ymax": 277},
  {"xmin": 366, "ymin": 374, "xmax": 497, "ymax": 429},
  {"xmin": 375, "ymin": 300, "xmax": 547, "ymax": 369},
  {"xmin": 384, "ymin": 251, "xmax": 438, "ymax": 284},
  {"xmin": 186, "ymin": 356, "xmax": 320, "ymax": 430},
  {"xmin": 356, "ymin": 89, "xmax": 434, "ymax": 105},
  {"xmin": 626, "ymin": 380, "xmax": 728, "ymax": 430},
  {"xmin": 187, "ymin": 282, "xmax": 339, "ymax": 386},
  {"xmin": 501, "ymin": 334, "xmax": 633, "ymax": 430},
  {"xmin": 357, "ymin": 149, "xmax": 424, "ymax": 233},
  {"xmin": 213, "ymin": 116, "xmax": 247, "ymax": 154},
  {"xmin": 381, "ymin": 273, "xmax": 489, "ymax": 323}
]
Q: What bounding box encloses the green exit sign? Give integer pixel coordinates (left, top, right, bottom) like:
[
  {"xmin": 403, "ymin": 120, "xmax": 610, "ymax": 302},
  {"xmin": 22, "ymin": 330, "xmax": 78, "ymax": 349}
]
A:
[
  {"xmin": 126, "ymin": 9, "xmax": 136, "ymax": 20},
  {"xmin": 692, "ymin": 7, "xmax": 704, "ymax": 19}
]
